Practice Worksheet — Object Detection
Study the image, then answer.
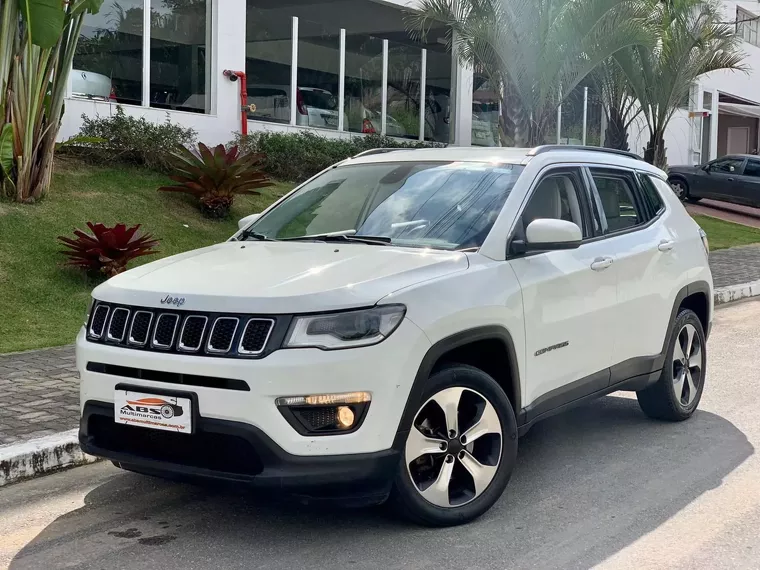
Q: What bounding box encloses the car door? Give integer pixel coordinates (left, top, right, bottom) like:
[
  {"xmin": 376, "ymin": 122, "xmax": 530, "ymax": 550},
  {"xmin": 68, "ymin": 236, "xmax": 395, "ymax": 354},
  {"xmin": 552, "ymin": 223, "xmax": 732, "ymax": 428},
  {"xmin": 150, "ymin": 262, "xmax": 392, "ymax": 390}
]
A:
[
  {"xmin": 586, "ymin": 167, "xmax": 675, "ymax": 376},
  {"xmin": 509, "ymin": 166, "xmax": 617, "ymax": 417},
  {"xmin": 736, "ymin": 157, "xmax": 760, "ymax": 207},
  {"xmin": 697, "ymin": 156, "xmax": 747, "ymax": 202}
]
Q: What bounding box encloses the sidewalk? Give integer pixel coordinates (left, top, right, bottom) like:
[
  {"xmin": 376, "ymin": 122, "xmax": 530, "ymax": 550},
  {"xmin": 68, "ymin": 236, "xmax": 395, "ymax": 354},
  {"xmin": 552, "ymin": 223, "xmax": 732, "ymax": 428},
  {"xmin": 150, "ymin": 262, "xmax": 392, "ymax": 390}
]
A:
[{"xmin": 2, "ymin": 246, "xmax": 760, "ymax": 483}]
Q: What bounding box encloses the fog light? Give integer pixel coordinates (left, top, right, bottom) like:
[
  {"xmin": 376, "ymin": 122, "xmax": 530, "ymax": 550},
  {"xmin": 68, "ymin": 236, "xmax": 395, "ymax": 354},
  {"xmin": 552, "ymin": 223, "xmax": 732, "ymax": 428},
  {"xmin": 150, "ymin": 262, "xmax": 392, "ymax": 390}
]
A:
[
  {"xmin": 276, "ymin": 392, "xmax": 371, "ymax": 435},
  {"xmin": 337, "ymin": 405, "xmax": 355, "ymax": 429}
]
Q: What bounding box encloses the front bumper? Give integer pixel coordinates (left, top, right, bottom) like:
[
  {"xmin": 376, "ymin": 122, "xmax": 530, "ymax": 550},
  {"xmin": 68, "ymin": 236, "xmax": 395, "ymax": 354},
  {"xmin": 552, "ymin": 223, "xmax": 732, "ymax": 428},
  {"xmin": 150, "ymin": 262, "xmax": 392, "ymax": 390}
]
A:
[
  {"xmin": 78, "ymin": 317, "xmax": 429, "ymax": 454},
  {"xmin": 80, "ymin": 401, "xmax": 399, "ymax": 500}
]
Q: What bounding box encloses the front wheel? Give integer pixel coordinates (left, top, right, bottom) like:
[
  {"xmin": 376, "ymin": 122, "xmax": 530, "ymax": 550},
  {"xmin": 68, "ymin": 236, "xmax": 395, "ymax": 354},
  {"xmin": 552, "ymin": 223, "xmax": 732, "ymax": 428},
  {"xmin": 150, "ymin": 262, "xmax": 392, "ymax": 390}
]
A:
[
  {"xmin": 669, "ymin": 178, "xmax": 689, "ymax": 201},
  {"xmin": 390, "ymin": 365, "xmax": 518, "ymax": 526},
  {"xmin": 637, "ymin": 309, "xmax": 706, "ymax": 421}
]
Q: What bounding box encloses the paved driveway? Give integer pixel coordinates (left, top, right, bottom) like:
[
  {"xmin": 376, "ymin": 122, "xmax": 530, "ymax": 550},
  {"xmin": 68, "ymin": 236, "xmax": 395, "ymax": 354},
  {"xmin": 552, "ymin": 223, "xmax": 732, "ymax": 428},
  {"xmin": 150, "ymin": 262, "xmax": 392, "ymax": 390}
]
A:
[{"xmin": 1, "ymin": 300, "xmax": 759, "ymax": 570}]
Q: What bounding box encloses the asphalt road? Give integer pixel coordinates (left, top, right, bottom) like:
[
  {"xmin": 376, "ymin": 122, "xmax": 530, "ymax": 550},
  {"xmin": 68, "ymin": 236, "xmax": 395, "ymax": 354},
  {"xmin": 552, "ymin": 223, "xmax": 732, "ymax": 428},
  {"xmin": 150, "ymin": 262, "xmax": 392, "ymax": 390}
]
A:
[{"xmin": 2, "ymin": 300, "xmax": 760, "ymax": 570}]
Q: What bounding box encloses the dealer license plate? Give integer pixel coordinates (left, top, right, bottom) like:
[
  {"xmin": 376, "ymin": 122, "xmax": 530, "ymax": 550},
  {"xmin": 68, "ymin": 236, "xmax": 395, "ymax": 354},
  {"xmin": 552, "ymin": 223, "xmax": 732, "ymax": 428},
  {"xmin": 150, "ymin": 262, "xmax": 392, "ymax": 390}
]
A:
[{"xmin": 114, "ymin": 390, "xmax": 192, "ymax": 434}]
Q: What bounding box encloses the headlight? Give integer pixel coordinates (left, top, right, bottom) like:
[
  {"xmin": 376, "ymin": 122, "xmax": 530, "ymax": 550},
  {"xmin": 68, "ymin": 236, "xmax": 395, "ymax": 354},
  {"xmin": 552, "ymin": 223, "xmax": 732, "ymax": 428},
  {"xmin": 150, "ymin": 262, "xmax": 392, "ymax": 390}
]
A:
[{"xmin": 284, "ymin": 305, "xmax": 406, "ymax": 349}]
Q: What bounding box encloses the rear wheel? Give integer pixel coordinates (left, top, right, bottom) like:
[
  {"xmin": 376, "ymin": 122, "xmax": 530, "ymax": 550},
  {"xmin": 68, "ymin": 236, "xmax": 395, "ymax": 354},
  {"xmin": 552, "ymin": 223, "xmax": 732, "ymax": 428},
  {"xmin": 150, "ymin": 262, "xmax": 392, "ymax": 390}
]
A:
[
  {"xmin": 390, "ymin": 365, "xmax": 518, "ymax": 526},
  {"xmin": 637, "ymin": 309, "xmax": 706, "ymax": 421}
]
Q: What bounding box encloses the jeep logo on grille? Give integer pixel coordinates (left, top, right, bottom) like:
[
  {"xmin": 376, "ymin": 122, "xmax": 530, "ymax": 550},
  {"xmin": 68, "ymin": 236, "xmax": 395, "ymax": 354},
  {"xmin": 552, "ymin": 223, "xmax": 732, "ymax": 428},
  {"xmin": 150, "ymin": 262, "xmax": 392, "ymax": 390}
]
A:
[{"xmin": 160, "ymin": 295, "xmax": 186, "ymax": 307}]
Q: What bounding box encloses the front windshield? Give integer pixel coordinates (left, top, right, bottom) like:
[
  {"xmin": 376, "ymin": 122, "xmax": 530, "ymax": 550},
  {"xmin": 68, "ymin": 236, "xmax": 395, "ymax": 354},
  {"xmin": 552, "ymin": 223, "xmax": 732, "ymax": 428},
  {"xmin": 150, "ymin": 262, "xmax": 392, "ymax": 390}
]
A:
[{"xmin": 246, "ymin": 161, "xmax": 524, "ymax": 250}]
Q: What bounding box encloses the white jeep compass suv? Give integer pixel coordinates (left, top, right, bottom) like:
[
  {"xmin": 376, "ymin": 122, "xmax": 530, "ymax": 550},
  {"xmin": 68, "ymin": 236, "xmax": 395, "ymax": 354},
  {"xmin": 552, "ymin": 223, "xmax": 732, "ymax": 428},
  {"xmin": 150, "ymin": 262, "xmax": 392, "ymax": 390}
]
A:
[{"xmin": 78, "ymin": 145, "xmax": 712, "ymax": 526}]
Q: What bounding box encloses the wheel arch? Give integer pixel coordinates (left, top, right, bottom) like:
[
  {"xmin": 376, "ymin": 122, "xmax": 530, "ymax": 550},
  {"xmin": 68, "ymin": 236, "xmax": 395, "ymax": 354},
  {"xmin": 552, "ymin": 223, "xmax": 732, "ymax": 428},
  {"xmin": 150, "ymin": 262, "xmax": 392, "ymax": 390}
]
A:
[
  {"xmin": 392, "ymin": 326, "xmax": 520, "ymax": 450},
  {"xmin": 656, "ymin": 281, "xmax": 712, "ymax": 371}
]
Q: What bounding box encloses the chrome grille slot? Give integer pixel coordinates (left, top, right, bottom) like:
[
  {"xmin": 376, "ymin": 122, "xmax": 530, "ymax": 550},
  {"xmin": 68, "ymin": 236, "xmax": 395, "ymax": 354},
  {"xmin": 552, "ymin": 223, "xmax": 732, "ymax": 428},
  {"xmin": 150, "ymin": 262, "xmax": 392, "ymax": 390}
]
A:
[
  {"xmin": 178, "ymin": 315, "xmax": 207, "ymax": 352},
  {"xmin": 152, "ymin": 314, "xmax": 179, "ymax": 349},
  {"xmin": 106, "ymin": 308, "xmax": 130, "ymax": 342},
  {"xmin": 129, "ymin": 311, "xmax": 153, "ymax": 346},
  {"xmin": 89, "ymin": 304, "xmax": 110, "ymax": 339},
  {"xmin": 86, "ymin": 303, "xmax": 276, "ymax": 358},
  {"xmin": 239, "ymin": 319, "xmax": 274, "ymax": 355},
  {"xmin": 207, "ymin": 317, "xmax": 239, "ymax": 353}
]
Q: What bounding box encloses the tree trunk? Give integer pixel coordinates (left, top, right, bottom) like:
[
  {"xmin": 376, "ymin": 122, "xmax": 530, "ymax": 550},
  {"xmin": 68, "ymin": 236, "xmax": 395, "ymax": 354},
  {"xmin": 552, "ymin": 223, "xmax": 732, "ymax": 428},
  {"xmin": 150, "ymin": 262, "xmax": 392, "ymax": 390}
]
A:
[
  {"xmin": 644, "ymin": 131, "xmax": 667, "ymax": 169},
  {"xmin": 603, "ymin": 107, "xmax": 630, "ymax": 151}
]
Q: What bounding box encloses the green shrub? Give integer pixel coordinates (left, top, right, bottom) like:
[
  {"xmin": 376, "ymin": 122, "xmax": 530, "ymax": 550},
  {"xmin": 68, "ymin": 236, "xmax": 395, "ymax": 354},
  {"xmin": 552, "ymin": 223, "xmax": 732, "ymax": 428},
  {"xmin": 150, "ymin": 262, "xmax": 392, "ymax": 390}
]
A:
[
  {"xmin": 61, "ymin": 106, "xmax": 197, "ymax": 171},
  {"xmin": 234, "ymin": 131, "xmax": 445, "ymax": 182}
]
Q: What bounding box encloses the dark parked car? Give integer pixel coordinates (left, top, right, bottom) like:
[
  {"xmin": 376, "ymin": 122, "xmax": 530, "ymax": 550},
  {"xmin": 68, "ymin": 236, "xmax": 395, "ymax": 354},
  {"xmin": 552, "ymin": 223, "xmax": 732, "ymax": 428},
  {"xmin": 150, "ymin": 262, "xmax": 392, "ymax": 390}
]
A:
[{"xmin": 668, "ymin": 154, "xmax": 760, "ymax": 207}]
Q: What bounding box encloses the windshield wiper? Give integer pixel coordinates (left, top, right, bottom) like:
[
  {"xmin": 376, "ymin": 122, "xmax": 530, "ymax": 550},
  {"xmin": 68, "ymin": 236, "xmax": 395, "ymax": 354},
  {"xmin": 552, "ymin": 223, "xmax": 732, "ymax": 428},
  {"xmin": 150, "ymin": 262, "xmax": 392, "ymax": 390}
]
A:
[
  {"xmin": 239, "ymin": 228, "xmax": 274, "ymax": 242},
  {"xmin": 283, "ymin": 233, "xmax": 392, "ymax": 246}
]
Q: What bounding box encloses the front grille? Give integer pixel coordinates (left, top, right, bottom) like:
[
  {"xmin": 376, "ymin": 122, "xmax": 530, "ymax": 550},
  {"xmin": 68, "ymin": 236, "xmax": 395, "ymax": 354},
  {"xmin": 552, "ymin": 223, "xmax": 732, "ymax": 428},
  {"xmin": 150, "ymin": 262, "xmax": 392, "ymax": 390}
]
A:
[
  {"xmin": 208, "ymin": 317, "xmax": 239, "ymax": 353},
  {"xmin": 129, "ymin": 311, "xmax": 153, "ymax": 345},
  {"xmin": 88, "ymin": 415, "xmax": 263, "ymax": 476},
  {"xmin": 179, "ymin": 316, "xmax": 207, "ymax": 352},
  {"xmin": 87, "ymin": 362, "xmax": 250, "ymax": 391},
  {"xmin": 239, "ymin": 319, "xmax": 274, "ymax": 355},
  {"xmin": 90, "ymin": 305, "xmax": 110, "ymax": 339},
  {"xmin": 86, "ymin": 302, "xmax": 277, "ymax": 358},
  {"xmin": 107, "ymin": 308, "xmax": 130, "ymax": 342},
  {"xmin": 153, "ymin": 314, "xmax": 179, "ymax": 349}
]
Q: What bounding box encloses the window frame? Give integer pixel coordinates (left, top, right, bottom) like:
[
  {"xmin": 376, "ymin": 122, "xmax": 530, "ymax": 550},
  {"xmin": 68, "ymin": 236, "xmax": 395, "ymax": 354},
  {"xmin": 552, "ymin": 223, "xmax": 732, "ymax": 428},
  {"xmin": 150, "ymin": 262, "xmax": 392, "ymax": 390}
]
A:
[
  {"xmin": 581, "ymin": 165, "xmax": 666, "ymax": 242},
  {"xmin": 637, "ymin": 172, "xmax": 667, "ymax": 219},
  {"xmin": 507, "ymin": 164, "xmax": 596, "ymax": 258}
]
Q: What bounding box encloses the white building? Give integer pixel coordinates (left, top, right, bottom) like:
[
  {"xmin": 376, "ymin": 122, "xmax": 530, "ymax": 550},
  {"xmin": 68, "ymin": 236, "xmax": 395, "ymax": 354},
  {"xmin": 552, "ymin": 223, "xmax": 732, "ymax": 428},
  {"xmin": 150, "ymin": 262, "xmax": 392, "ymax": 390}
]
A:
[
  {"xmin": 62, "ymin": 0, "xmax": 760, "ymax": 163},
  {"xmin": 629, "ymin": 1, "xmax": 760, "ymax": 166},
  {"xmin": 62, "ymin": 0, "xmax": 496, "ymax": 149}
]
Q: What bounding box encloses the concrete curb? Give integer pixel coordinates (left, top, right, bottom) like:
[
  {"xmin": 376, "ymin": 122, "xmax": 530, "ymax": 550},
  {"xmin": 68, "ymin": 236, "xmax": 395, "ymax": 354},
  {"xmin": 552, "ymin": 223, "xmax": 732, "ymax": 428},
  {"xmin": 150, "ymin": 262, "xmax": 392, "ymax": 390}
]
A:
[
  {"xmin": 0, "ymin": 429, "xmax": 99, "ymax": 487},
  {"xmin": 714, "ymin": 280, "xmax": 760, "ymax": 306}
]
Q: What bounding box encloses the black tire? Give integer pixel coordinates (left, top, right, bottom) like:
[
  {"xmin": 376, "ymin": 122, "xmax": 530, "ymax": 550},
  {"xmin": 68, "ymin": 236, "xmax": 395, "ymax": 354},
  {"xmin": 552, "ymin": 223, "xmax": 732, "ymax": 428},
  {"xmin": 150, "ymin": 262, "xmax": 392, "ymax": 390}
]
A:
[
  {"xmin": 637, "ymin": 309, "xmax": 707, "ymax": 421},
  {"xmin": 390, "ymin": 364, "xmax": 518, "ymax": 527}
]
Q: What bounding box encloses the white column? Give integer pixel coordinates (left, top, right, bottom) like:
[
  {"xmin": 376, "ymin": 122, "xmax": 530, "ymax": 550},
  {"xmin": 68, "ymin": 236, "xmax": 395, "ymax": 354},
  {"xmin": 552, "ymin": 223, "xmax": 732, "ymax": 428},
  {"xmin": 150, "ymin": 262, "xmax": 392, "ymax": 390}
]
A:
[
  {"xmin": 450, "ymin": 36, "xmax": 472, "ymax": 146},
  {"xmin": 419, "ymin": 48, "xmax": 426, "ymax": 142},
  {"xmin": 338, "ymin": 28, "xmax": 346, "ymax": 132},
  {"xmin": 215, "ymin": 0, "xmax": 247, "ymax": 136},
  {"xmin": 381, "ymin": 39, "xmax": 388, "ymax": 136},
  {"xmin": 710, "ymin": 89, "xmax": 719, "ymax": 161},
  {"xmin": 142, "ymin": 0, "xmax": 151, "ymax": 107},
  {"xmin": 290, "ymin": 17, "xmax": 299, "ymax": 126},
  {"xmin": 582, "ymin": 86, "xmax": 588, "ymax": 146}
]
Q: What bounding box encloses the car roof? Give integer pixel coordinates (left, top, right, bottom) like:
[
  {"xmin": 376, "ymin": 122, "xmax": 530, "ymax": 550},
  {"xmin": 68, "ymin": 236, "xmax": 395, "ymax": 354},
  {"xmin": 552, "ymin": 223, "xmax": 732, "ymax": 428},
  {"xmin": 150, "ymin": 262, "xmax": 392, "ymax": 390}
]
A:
[{"xmin": 344, "ymin": 145, "xmax": 661, "ymax": 173}]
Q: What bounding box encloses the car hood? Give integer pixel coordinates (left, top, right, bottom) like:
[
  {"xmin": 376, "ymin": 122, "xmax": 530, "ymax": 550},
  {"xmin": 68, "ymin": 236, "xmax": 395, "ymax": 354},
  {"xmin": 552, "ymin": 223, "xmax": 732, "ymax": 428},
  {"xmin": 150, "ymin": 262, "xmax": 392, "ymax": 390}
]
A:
[{"xmin": 93, "ymin": 241, "xmax": 469, "ymax": 314}]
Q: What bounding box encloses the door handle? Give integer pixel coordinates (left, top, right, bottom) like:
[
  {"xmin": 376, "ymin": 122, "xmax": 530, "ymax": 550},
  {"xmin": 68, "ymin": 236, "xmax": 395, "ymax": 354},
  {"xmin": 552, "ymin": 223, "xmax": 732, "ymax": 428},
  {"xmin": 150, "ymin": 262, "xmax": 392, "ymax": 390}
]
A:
[
  {"xmin": 590, "ymin": 256, "xmax": 613, "ymax": 271},
  {"xmin": 658, "ymin": 239, "xmax": 675, "ymax": 252},
  {"xmin": 727, "ymin": 177, "xmax": 735, "ymax": 182}
]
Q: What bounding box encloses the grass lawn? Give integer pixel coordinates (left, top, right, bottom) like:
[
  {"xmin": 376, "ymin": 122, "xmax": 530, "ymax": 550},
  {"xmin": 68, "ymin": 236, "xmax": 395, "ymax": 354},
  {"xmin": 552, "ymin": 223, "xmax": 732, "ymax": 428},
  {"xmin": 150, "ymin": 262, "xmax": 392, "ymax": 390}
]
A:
[
  {"xmin": 692, "ymin": 215, "xmax": 760, "ymax": 251},
  {"xmin": 0, "ymin": 160, "xmax": 290, "ymax": 353}
]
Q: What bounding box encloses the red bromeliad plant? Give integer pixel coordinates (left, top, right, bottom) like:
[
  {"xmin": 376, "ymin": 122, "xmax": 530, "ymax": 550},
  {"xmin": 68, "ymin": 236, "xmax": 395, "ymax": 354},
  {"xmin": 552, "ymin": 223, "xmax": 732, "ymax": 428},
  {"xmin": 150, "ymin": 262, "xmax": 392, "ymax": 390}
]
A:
[
  {"xmin": 58, "ymin": 223, "xmax": 160, "ymax": 278},
  {"xmin": 159, "ymin": 143, "xmax": 273, "ymax": 219}
]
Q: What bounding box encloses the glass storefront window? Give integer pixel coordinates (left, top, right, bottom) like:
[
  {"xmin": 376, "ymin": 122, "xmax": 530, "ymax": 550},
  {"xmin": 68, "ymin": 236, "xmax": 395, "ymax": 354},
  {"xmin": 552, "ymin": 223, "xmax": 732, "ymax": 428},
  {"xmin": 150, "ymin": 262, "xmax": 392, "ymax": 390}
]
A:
[
  {"xmin": 344, "ymin": 34, "xmax": 384, "ymax": 134},
  {"xmin": 387, "ymin": 42, "xmax": 422, "ymax": 140},
  {"xmin": 296, "ymin": 19, "xmax": 341, "ymax": 130},
  {"xmin": 150, "ymin": 0, "xmax": 210, "ymax": 113},
  {"xmin": 472, "ymin": 74, "xmax": 501, "ymax": 147},
  {"xmin": 424, "ymin": 48, "xmax": 452, "ymax": 143},
  {"xmin": 73, "ymin": 0, "xmax": 144, "ymax": 105},
  {"xmin": 245, "ymin": 2, "xmax": 292, "ymax": 123}
]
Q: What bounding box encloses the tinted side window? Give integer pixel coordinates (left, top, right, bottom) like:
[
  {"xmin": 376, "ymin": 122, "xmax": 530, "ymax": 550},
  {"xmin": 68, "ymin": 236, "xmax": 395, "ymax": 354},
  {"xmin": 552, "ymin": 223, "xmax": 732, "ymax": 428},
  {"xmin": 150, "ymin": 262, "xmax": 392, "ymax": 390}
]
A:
[
  {"xmin": 639, "ymin": 174, "xmax": 666, "ymax": 216},
  {"xmin": 589, "ymin": 169, "xmax": 644, "ymax": 233},
  {"xmin": 710, "ymin": 158, "xmax": 744, "ymax": 173},
  {"xmin": 522, "ymin": 171, "xmax": 590, "ymax": 238},
  {"xmin": 744, "ymin": 159, "xmax": 760, "ymax": 178}
]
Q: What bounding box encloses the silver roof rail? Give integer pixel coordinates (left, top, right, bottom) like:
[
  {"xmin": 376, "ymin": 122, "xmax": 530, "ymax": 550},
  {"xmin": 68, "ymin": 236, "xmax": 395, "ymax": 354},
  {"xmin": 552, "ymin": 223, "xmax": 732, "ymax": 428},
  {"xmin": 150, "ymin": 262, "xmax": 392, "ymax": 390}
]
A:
[{"xmin": 528, "ymin": 145, "xmax": 643, "ymax": 161}]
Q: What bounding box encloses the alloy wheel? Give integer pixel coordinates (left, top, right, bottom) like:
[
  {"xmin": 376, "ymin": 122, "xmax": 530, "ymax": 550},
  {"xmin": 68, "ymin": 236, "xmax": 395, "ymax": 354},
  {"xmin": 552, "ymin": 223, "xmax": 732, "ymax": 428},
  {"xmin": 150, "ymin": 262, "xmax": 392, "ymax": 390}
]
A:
[
  {"xmin": 670, "ymin": 181, "xmax": 686, "ymax": 200},
  {"xmin": 405, "ymin": 387, "xmax": 502, "ymax": 508},
  {"xmin": 672, "ymin": 323, "xmax": 703, "ymax": 407}
]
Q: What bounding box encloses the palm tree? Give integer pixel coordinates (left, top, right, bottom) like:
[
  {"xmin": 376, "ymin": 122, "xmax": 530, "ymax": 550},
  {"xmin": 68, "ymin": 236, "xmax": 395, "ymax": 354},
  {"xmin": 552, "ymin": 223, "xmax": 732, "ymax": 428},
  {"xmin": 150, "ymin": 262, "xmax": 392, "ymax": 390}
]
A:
[
  {"xmin": 615, "ymin": 0, "xmax": 746, "ymax": 167},
  {"xmin": 590, "ymin": 58, "xmax": 641, "ymax": 151},
  {"xmin": 406, "ymin": 0, "xmax": 653, "ymax": 146}
]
